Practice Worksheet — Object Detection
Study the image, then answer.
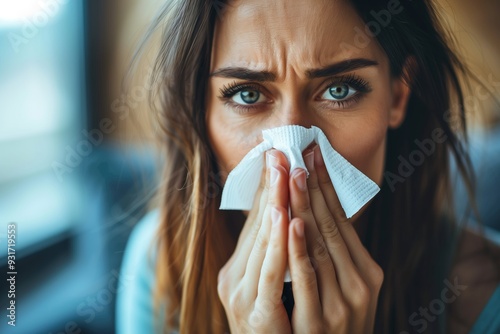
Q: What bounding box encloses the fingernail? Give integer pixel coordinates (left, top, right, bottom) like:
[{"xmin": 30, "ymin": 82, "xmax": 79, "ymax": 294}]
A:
[
  {"xmin": 294, "ymin": 170, "xmax": 307, "ymax": 191},
  {"xmin": 270, "ymin": 166, "xmax": 279, "ymax": 186},
  {"xmin": 304, "ymin": 150, "xmax": 315, "ymax": 172},
  {"xmin": 294, "ymin": 220, "xmax": 304, "ymax": 237},
  {"xmin": 266, "ymin": 151, "xmax": 278, "ymax": 169},
  {"xmin": 314, "ymin": 146, "xmax": 324, "ymax": 167},
  {"xmin": 272, "ymin": 207, "xmax": 280, "ymax": 226}
]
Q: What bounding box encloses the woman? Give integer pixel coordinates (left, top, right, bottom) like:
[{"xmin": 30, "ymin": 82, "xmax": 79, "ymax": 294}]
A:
[{"xmin": 116, "ymin": 0, "xmax": 500, "ymax": 333}]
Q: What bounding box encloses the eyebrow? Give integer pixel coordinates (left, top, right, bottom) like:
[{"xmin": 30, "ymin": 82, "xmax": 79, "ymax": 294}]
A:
[{"xmin": 209, "ymin": 58, "xmax": 379, "ymax": 81}]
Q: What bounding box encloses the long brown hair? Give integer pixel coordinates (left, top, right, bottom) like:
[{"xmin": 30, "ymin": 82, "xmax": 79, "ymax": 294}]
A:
[{"xmin": 134, "ymin": 0, "xmax": 487, "ymax": 332}]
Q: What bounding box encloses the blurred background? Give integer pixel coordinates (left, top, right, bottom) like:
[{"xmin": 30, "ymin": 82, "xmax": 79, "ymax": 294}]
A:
[{"xmin": 0, "ymin": 0, "xmax": 498, "ymax": 333}]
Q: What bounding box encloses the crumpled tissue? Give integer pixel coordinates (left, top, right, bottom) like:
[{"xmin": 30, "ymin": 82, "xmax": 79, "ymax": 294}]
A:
[{"xmin": 219, "ymin": 125, "xmax": 380, "ymax": 219}]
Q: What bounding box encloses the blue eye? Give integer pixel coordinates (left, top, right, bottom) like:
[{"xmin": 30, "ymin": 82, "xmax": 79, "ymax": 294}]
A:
[
  {"xmin": 217, "ymin": 74, "xmax": 371, "ymax": 113},
  {"xmin": 322, "ymin": 83, "xmax": 357, "ymax": 101},
  {"xmin": 232, "ymin": 89, "xmax": 264, "ymax": 104}
]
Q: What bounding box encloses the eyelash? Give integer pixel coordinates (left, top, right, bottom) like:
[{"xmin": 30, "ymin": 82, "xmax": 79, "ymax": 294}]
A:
[
  {"xmin": 217, "ymin": 74, "xmax": 372, "ymax": 113},
  {"xmin": 217, "ymin": 82, "xmax": 264, "ymax": 113}
]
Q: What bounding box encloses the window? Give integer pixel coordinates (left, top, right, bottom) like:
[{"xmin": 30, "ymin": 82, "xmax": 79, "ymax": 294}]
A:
[{"xmin": 0, "ymin": 0, "xmax": 85, "ymax": 257}]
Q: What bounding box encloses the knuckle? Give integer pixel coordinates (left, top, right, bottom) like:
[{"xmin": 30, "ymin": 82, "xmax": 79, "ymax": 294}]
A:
[
  {"xmin": 318, "ymin": 171, "xmax": 331, "ymax": 187},
  {"xmin": 327, "ymin": 302, "xmax": 350, "ymax": 328},
  {"xmin": 268, "ymin": 232, "xmax": 280, "ymax": 250},
  {"xmin": 295, "ymin": 198, "xmax": 311, "ymax": 214},
  {"xmin": 218, "ymin": 265, "xmax": 228, "ymax": 283},
  {"xmin": 218, "ymin": 263, "xmax": 230, "ymax": 282},
  {"xmin": 307, "ymin": 175, "xmax": 320, "ymax": 191},
  {"xmin": 267, "ymin": 184, "xmax": 282, "ymax": 206},
  {"xmin": 248, "ymin": 220, "xmax": 261, "ymax": 240},
  {"xmin": 267, "ymin": 195, "xmax": 278, "ymax": 207},
  {"xmin": 316, "ymin": 211, "xmax": 334, "ymax": 229},
  {"xmin": 255, "ymin": 299, "xmax": 273, "ymax": 316},
  {"xmin": 312, "ymin": 237, "xmax": 330, "ymax": 263},
  {"xmin": 336, "ymin": 303, "xmax": 351, "ymax": 321},
  {"xmin": 217, "ymin": 269, "xmax": 230, "ymax": 302},
  {"xmin": 261, "ymin": 270, "xmax": 278, "ymax": 286},
  {"xmin": 249, "ymin": 309, "xmax": 268, "ymax": 331},
  {"xmin": 228, "ymin": 291, "xmax": 246, "ymax": 316},
  {"xmin": 367, "ymin": 262, "xmax": 385, "ymax": 289},
  {"xmin": 347, "ymin": 278, "xmax": 370, "ymax": 310},
  {"xmin": 296, "ymin": 265, "xmax": 317, "ymax": 289},
  {"xmin": 254, "ymin": 231, "xmax": 268, "ymax": 250},
  {"xmin": 295, "ymin": 249, "xmax": 312, "ymax": 266},
  {"xmin": 321, "ymin": 221, "xmax": 342, "ymax": 242},
  {"xmin": 251, "ymin": 297, "xmax": 280, "ymax": 329}
]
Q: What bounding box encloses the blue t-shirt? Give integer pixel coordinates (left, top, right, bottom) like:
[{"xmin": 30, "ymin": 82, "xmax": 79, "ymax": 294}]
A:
[
  {"xmin": 115, "ymin": 211, "xmax": 500, "ymax": 334},
  {"xmin": 115, "ymin": 210, "xmax": 171, "ymax": 334}
]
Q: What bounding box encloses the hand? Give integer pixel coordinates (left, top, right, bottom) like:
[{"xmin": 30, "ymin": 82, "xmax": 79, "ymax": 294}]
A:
[
  {"xmin": 287, "ymin": 145, "xmax": 384, "ymax": 333},
  {"xmin": 217, "ymin": 149, "xmax": 292, "ymax": 333}
]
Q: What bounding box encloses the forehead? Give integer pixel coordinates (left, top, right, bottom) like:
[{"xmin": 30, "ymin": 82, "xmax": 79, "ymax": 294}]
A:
[{"xmin": 211, "ymin": 0, "xmax": 386, "ymax": 76}]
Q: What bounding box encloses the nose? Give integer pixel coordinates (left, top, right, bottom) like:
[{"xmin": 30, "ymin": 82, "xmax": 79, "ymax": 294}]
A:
[{"xmin": 267, "ymin": 96, "xmax": 313, "ymax": 129}]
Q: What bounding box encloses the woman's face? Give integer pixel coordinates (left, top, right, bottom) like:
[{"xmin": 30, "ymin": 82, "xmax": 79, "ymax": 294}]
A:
[{"xmin": 206, "ymin": 0, "xmax": 410, "ymax": 220}]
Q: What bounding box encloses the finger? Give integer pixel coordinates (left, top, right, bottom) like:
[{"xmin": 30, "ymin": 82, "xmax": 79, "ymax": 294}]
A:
[
  {"xmin": 312, "ymin": 146, "xmax": 378, "ymax": 331},
  {"xmin": 242, "ymin": 150, "xmax": 289, "ymax": 300},
  {"xmin": 265, "ymin": 149, "xmax": 290, "ymax": 209},
  {"xmin": 288, "ymin": 163, "xmax": 342, "ymax": 308},
  {"xmin": 218, "ymin": 153, "xmax": 275, "ymax": 323},
  {"xmin": 230, "ymin": 149, "xmax": 288, "ymax": 278},
  {"xmin": 242, "ymin": 149, "xmax": 290, "ymax": 250},
  {"xmin": 232, "ymin": 158, "xmax": 267, "ymax": 256},
  {"xmin": 304, "ymin": 148, "xmax": 359, "ymax": 282},
  {"xmin": 255, "ymin": 207, "xmax": 288, "ymax": 318},
  {"xmin": 288, "ymin": 218, "xmax": 321, "ymax": 329},
  {"xmin": 313, "ymin": 145, "xmax": 378, "ymax": 279},
  {"xmin": 226, "ymin": 154, "xmax": 269, "ymax": 279}
]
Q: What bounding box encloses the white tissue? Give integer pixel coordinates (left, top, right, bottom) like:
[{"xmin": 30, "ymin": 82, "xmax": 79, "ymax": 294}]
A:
[{"xmin": 219, "ymin": 125, "xmax": 380, "ymax": 219}]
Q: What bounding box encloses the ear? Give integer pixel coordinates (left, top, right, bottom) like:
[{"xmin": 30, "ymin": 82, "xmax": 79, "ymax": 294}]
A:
[{"xmin": 388, "ymin": 56, "xmax": 415, "ymax": 129}]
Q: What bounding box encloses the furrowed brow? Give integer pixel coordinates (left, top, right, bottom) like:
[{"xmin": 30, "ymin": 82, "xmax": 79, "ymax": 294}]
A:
[
  {"xmin": 209, "ymin": 58, "xmax": 378, "ymax": 81},
  {"xmin": 209, "ymin": 67, "xmax": 275, "ymax": 81},
  {"xmin": 305, "ymin": 58, "xmax": 379, "ymax": 79}
]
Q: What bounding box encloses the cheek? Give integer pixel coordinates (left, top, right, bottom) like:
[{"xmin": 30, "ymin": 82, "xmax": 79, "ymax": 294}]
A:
[
  {"xmin": 324, "ymin": 105, "xmax": 389, "ymax": 187},
  {"xmin": 206, "ymin": 94, "xmax": 262, "ymax": 183},
  {"xmin": 354, "ymin": 131, "xmax": 386, "ymax": 187}
]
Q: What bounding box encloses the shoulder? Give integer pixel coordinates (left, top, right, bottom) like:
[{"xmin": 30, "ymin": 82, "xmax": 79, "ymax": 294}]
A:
[
  {"xmin": 119, "ymin": 210, "xmax": 161, "ymax": 281},
  {"xmin": 123, "ymin": 210, "xmax": 161, "ymax": 264},
  {"xmin": 446, "ymin": 225, "xmax": 500, "ymax": 334},
  {"xmin": 115, "ymin": 210, "xmax": 164, "ymax": 334}
]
